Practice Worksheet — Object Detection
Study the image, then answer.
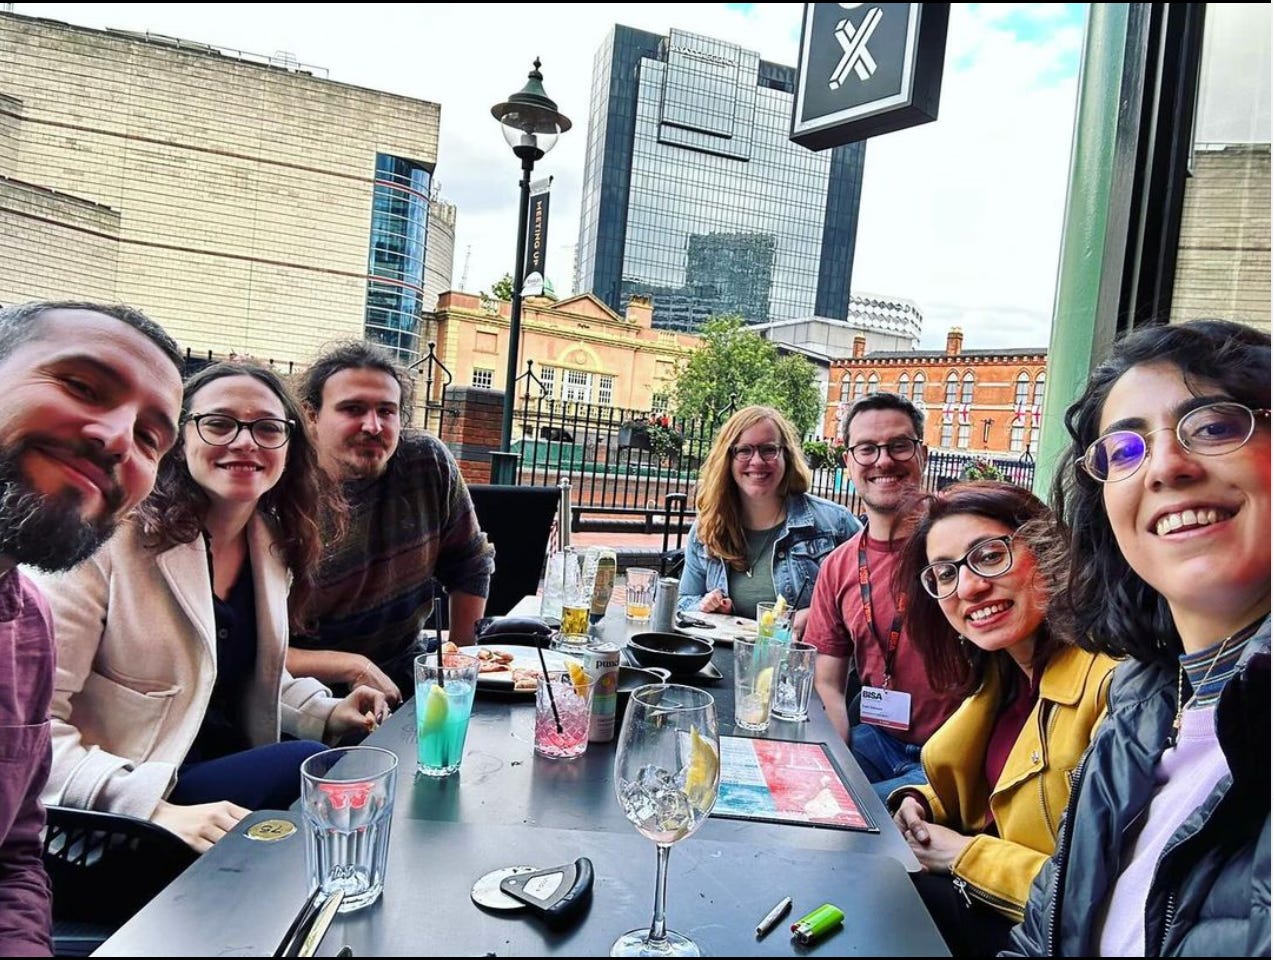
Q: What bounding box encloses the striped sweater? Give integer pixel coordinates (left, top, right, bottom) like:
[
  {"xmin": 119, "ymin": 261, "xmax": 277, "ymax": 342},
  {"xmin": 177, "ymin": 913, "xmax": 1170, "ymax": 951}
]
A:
[{"xmin": 293, "ymin": 433, "xmax": 493, "ymax": 678}]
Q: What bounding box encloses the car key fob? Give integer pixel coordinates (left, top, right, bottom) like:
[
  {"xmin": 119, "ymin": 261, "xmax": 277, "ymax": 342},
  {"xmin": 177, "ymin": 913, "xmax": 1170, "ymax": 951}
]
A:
[{"xmin": 498, "ymin": 857, "xmax": 593, "ymax": 923}]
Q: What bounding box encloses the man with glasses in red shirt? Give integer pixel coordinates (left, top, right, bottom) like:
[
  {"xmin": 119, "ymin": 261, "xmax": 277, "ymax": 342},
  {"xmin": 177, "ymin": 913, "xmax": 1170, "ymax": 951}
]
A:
[{"xmin": 805, "ymin": 393, "xmax": 963, "ymax": 803}]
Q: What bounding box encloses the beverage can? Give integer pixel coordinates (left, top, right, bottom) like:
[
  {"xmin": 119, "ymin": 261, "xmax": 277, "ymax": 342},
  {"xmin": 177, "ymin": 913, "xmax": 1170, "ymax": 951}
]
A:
[
  {"xmin": 551, "ymin": 634, "xmax": 620, "ymax": 742},
  {"xmin": 652, "ymin": 577, "xmax": 679, "ymax": 633}
]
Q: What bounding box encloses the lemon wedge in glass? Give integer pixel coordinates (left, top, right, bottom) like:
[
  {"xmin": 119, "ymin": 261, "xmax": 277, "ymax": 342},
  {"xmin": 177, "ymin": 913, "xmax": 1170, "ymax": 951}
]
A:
[
  {"xmin": 566, "ymin": 660, "xmax": 590, "ymax": 698},
  {"xmin": 684, "ymin": 726, "xmax": 719, "ymax": 810},
  {"xmin": 420, "ymin": 683, "xmax": 449, "ymax": 736},
  {"xmin": 756, "ymin": 667, "xmax": 775, "ymax": 704}
]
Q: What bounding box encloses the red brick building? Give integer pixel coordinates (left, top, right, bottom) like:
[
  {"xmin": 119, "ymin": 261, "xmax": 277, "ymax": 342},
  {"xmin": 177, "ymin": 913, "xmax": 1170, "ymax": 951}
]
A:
[{"xmin": 825, "ymin": 328, "xmax": 1048, "ymax": 457}]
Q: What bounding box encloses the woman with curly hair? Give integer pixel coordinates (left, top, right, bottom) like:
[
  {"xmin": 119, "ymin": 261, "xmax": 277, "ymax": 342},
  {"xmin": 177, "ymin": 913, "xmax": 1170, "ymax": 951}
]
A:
[
  {"xmin": 29, "ymin": 361, "xmax": 390, "ymax": 852},
  {"xmin": 677, "ymin": 405, "xmax": 859, "ymax": 634},
  {"xmin": 1007, "ymin": 319, "xmax": 1270, "ymax": 957},
  {"xmin": 888, "ymin": 482, "xmax": 1118, "ymax": 956}
]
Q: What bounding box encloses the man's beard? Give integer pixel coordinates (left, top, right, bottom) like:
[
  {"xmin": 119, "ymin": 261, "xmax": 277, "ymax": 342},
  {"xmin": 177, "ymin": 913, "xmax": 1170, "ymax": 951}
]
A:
[{"xmin": 0, "ymin": 443, "xmax": 121, "ymax": 572}]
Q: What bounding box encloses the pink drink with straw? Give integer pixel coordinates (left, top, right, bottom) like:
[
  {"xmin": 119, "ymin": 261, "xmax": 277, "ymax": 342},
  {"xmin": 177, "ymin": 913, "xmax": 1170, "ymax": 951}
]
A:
[{"xmin": 534, "ymin": 672, "xmax": 593, "ymax": 759}]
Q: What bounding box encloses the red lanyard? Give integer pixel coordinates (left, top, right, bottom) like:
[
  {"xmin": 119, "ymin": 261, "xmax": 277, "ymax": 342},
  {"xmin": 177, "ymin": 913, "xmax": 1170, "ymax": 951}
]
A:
[{"xmin": 857, "ymin": 532, "xmax": 907, "ymax": 683}]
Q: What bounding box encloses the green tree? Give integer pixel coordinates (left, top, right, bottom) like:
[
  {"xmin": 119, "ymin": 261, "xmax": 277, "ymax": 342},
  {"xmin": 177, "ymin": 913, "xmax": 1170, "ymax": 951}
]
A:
[
  {"xmin": 761, "ymin": 352, "xmax": 823, "ymax": 437},
  {"xmin": 486, "ymin": 273, "xmax": 514, "ymax": 301},
  {"xmin": 671, "ymin": 315, "xmax": 823, "ymax": 436}
]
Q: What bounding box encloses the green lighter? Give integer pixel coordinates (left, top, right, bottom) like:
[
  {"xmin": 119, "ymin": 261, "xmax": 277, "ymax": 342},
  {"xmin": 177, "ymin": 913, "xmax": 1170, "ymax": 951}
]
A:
[{"xmin": 790, "ymin": 903, "xmax": 845, "ymax": 945}]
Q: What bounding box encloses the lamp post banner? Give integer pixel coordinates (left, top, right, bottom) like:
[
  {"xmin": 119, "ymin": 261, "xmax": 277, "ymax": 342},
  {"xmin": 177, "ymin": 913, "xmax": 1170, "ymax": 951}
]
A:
[
  {"xmin": 791, "ymin": 2, "xmax": 949, "ymax": 150},
  {"xmin": 523, "ymin": 177, "xmax": 552, "ymax": 292}
]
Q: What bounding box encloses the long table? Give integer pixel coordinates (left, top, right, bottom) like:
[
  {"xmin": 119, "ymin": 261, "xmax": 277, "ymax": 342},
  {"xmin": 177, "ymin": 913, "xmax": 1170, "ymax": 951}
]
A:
[{"xmin": 98, "ymin": 599, "xmax": 945, "ymax": 957}]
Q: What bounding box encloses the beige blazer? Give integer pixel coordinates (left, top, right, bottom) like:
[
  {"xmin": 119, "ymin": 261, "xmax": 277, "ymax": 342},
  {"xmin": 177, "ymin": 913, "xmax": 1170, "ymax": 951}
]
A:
[{"xmin": 26, "ymin": 514, "xmax": 338, "ymax": 819}]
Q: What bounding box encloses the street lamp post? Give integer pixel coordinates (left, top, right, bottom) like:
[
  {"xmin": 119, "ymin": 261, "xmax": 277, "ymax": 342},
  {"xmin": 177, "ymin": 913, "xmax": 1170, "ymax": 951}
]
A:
[{"xmin": 489, "ymin": 59, "xmax": 571, "ymax": 485}]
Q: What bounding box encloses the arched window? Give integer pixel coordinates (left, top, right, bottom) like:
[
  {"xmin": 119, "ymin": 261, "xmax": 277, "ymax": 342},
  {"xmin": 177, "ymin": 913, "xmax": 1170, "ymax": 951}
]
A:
[
  {"xmin": 944, "ymin": 372, "xmax": 959, "ymax": 404},
  {"xmin": 912, "ymin": 373, "xmax": 925, "ymax": 405},
  {"xmin": 961, "ymin": 372, "xmax": 975, "ymax": 404},
  {"xmin": 1033, "ymin": 371, "xmax": 1047, "ymax": 406},
  {"xmin": 854, "ymin": 374, "xmax": 866, "ymax": 399},
  {"xmin": 1015, "ymin": 372, "xmax": 1030, "ymax": 407},
  {"xmin": 897, "ymin": 373, "xmax": 910, "ymax": 397},
  {"xmin": 867, "ymin": 373, "xmax": 879, "ymax": 394},
  {"xmin": 839, "ymin": 374, "xmax": 851, "ymax": 402}
]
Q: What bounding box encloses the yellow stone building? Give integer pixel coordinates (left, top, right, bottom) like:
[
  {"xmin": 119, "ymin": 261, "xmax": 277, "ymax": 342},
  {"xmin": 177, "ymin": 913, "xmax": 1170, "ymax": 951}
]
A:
[
  {"xmin": 0, "ymin": 12, "xmax": 440, "ymax": 366},
  {"xmin": 427, "ymin": 292, "xmax": 699, "ymax": 416}
]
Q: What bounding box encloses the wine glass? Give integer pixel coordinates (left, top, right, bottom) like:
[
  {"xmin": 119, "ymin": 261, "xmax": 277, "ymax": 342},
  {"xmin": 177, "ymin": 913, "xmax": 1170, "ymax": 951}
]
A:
[{"xmin": 612, "ymin": 684, "xmax": 720, "ymax": 957}]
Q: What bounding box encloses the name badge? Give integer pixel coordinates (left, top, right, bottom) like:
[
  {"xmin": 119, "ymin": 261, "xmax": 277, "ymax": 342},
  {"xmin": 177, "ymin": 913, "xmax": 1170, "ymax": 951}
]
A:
[{"xmin": 859, "ymin": 685, "xmax": 911, "ymax": 731}]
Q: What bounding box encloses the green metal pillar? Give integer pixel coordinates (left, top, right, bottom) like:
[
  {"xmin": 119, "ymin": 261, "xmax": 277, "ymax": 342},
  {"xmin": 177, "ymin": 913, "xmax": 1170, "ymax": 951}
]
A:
[{"xmin": 1034, "ymin": 4, "xmax": 1151, "ymax": 500}]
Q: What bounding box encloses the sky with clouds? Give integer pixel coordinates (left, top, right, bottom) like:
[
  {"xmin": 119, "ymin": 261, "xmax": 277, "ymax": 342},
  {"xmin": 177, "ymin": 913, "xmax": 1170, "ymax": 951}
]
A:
[{"xmin": 16, "ymin": 2, "xmax": 1088, "ymax": 350}]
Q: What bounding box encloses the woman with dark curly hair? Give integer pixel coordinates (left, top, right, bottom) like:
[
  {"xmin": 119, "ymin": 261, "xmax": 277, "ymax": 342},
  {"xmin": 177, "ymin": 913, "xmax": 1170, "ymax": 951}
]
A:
[
  {"xmin": 28, "ymin": 362, "xmax": 390, "ymax": 853},
  {"xmin": 677, "ymin": 405, "xmax": 859, "ymax": 632},
  {"xmin": 887, "ymin": 482, "xmax": 1118, "ymax": 956},
  {"xmin": 1007, "ymin": 319, "xmax": 1270, "ymax": 957}
]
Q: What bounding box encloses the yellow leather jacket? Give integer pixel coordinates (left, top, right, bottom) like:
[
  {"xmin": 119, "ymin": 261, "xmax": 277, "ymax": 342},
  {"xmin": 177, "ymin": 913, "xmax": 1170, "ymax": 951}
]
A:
[{"xmin": 906, "ymin": 645, "xmax": 1118, "ymax": 920}]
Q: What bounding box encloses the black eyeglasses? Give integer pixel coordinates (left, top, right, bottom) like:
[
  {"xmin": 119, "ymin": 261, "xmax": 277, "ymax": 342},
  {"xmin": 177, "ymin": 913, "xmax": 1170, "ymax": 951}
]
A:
[
  {"xmin": 1079, "ymin": 402, "xmax": 1270, "ymax": 483},
  {"xmin": 186, "ymin": 413, "xmax": 294, "ymax": 449},
  {"xmin": 919, "ymin": 534, "xmax": 1016, "ymax": 600},
  {"xmin": 848, "ymin": 437, "xmax": 921, "ymax": 466},
  {"xmin": 730, "ymin": 443, "xmax": 783, "ymax": 463}
]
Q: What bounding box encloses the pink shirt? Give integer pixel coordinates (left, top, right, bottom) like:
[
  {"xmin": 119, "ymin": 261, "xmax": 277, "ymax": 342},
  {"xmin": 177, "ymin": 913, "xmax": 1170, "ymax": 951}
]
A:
[
  {"xmin": 805, "ymin": 531, "xmax": 963, "ymax": 745},
  {"xmin": 0, "ymin": 568, "xmax": 54, "ymax": 956},
  {"xmin": 1097, "ymin": 704, "xmax": 1229, "ymax": 956}
]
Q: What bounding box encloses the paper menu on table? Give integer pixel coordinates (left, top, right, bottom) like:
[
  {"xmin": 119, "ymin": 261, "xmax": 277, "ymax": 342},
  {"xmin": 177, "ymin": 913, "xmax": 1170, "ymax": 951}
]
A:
[{"xmin": 711, "ymin": 736, "xmax": 875, "ymax": 832}]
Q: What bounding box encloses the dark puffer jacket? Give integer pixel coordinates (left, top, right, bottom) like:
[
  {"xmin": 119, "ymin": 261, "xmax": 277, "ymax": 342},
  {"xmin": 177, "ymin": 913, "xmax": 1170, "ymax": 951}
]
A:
[{"xmin": 1005, "ymin": 618, "xmax": 1270, "ymax": 957}]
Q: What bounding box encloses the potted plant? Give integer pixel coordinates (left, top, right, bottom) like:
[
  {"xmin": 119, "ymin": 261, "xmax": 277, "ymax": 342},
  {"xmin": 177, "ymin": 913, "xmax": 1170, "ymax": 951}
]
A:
[
  {"xmin": 618, "ymin": 419, "xmax": 653, "ymax": 451},
  {"xmin": 961, "ymin": 457, "xmax": 1004, "ymax": 482}
]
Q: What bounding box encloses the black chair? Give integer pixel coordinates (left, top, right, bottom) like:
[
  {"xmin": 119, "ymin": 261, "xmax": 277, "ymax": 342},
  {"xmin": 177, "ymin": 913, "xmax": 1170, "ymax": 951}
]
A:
[
  {"xmin": 468, "ymin": 484, "xmax": 561, "ymax": 617},
  {"xmin": 42, "ymin": 805, "xmax": 198, "ymax": 956}
]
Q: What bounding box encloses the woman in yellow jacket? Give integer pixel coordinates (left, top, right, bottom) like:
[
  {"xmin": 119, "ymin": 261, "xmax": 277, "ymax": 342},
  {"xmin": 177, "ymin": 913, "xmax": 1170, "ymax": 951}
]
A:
[{"xmin": 888, "ymin": 482, "xmax": 1118, "ymax": 957}]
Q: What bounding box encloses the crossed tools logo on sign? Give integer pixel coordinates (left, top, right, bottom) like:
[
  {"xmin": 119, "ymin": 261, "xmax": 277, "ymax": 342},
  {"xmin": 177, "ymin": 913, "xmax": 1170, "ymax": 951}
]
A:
[{"xmin": 830, "ymin": 4, "xmax": 883, "ymax": 89}]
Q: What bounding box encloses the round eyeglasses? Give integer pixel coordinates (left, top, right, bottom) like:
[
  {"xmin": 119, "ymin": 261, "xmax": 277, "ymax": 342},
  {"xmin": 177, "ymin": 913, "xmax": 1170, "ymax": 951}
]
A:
[
  {"xmin": 730, "ymin": 443, "xmax": 783, "ymax": 463},
  {"xmin": 1078, "ymin": 402, "xmax": 1269, "ymax": 483},
  {"xmin": 186, "ymin": 413, "xmax": 294, "ymax": 449},
  {"xmin": 919, "ymin": 534, "xmax": 1016, "ymax": 600},
  {"xmin": 848, "ymin": 437, "xmax": 921, "ymax": 466}
]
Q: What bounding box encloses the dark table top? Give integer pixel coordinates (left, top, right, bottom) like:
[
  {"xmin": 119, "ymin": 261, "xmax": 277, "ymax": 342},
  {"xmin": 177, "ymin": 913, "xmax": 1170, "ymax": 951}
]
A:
[
  {"xmin": 97, "ymin": 599, "xmax": 941, "ymax": 957},
  {"xmin": 100, "ymin": 813, "xmax": 946, "ymax": 958}
]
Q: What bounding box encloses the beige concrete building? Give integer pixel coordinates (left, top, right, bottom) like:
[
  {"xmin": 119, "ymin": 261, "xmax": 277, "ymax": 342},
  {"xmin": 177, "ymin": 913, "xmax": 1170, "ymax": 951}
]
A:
[
  {"xmin": 427, "ymin": 292, "xmax": 700, "ymax": 416},
  {"xmin": 0, "ymin": 13, "xmax": 440, "ymax": 365}
]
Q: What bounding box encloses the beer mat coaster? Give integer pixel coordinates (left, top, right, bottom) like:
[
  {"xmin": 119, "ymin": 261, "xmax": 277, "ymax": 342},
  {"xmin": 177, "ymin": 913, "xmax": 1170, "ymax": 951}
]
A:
[
  {"xmin": 673, "ymin": 611, "xmax": 758, "ymax": 646},
  {"xmin": 710, "ymin": 736, "xmax": 877, "ymax": 833},
  {"xmin": 618, "ymin": 646, "xmax": 722, "ymax": 682}
]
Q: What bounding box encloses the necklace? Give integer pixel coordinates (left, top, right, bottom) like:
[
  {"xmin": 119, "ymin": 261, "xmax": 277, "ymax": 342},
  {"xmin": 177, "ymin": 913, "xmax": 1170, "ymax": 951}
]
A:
[
  {"xmin": 1170, "ymin": 631, "xmax": 1241, "ymax": 743},
  {"xmin": 744, "ymin": 524, "xmax": 782, "ymax": 579}
]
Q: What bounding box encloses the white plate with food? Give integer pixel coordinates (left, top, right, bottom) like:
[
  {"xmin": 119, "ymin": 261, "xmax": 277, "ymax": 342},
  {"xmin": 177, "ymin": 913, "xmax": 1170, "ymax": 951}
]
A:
[
  {"xmin": 465, "ymin": 644, "xmax": 571, "ymax": 693},
  {"xmin": 672, "ymin": 611, "xmax": 758, "ymax": 646}
]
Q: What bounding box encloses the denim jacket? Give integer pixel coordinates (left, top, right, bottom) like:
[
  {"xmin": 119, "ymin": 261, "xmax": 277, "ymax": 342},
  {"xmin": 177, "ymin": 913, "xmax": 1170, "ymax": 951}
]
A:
[{"xmin": 677, "ymin": 493, "xmax": 861, "ymax": 613}]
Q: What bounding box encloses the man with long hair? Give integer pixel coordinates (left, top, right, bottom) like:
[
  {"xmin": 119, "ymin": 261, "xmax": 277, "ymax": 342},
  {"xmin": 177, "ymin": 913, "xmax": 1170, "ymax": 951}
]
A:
[
  {"xmin": 286, "ymin": 341, "xmax": 494, "ymax": 703},
  {"xmin": 0, "ymin": 301, "xmax": 183, "ymax": 955}
]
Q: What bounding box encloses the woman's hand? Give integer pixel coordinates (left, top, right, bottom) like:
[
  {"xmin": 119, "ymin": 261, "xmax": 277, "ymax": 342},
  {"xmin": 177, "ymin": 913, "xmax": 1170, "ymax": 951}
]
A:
[
  {"xmin": 349, "ymin": 657, "xmax": 402, "ymax": 707},
  {"xmin": 152, "ymin": 798, "xmax": 250, "ymax": 853},
  {"xmin": 894, "ymin": 797, "xmax": 974, "ymax": 873},
  {"xmin": 699, "ymin": 589, "xmax": 733, "ymax": 614},
  {"xmin": 327, "ymin": 686, "xmax": 392, "ymax": 739}
]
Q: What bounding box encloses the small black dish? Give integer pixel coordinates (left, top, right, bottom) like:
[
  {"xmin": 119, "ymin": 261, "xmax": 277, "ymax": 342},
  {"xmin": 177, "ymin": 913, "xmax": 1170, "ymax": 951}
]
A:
[
  {"xmin": 474, "ymin": 616, "xmax": 555, "ymax": 648},
  {"xmin": 627, "ymin": 633, "xmax": 714, "ymax": 675}
]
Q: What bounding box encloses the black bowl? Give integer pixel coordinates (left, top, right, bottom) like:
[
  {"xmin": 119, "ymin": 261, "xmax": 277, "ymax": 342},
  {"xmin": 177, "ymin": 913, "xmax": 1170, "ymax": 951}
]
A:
[{"xmin": 627, "ymin": 633, "xmax": 714, "ymax": 675}]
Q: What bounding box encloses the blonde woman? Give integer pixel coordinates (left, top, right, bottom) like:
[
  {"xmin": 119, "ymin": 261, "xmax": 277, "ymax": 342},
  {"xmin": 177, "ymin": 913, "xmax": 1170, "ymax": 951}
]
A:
[{"xmin": 677, "ymin": 406, "xmax": 859, "ymax": 632}]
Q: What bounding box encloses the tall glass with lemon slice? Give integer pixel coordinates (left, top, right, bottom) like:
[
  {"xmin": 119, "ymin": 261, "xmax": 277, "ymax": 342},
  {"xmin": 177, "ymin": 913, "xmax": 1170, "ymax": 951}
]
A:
[
  {"xmin": 414, "ymin": 652, "xmax": 479, "ymax": 776},
  {"xmin": 613, "ymin": 684, "xmax": 719, "ymax": 957}
]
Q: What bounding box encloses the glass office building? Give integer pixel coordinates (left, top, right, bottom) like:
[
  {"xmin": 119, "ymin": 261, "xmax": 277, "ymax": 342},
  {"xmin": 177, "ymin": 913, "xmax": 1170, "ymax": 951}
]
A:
[
  {"xmin": 365, "ymin": 152, "xmax": 432, "ymax": 363},
  {"xmin": 577, "ymin": 26, "xmax": 865, "ymax": 332}
]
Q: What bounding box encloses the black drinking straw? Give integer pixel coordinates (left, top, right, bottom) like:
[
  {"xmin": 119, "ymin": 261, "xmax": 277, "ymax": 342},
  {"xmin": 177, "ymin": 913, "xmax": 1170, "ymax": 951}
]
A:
[
  {"xmin": 535, "ymin": 646, "xmax": 563, "ymax": 733},
  {"xmin": 434, "ymin": 592, "xmax": 445, "ymax": 690}
]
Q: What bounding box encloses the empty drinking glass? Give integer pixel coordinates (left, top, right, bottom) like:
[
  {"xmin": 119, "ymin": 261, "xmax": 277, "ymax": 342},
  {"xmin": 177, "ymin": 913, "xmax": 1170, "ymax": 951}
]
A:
[{"xmin": 770, "ymin": 641, "xmax": 817, "ymax": 721}]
